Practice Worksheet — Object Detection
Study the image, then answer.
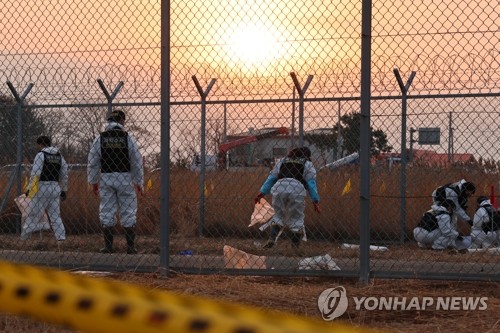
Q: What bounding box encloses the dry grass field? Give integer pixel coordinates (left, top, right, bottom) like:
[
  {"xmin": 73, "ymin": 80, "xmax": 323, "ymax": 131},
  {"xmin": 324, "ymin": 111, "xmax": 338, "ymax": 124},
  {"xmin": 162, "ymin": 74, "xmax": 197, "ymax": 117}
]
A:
[
  {"xmin": 0, "ymin": 164, "xmax": 499, "ymax": 332},
  {"xmin": 0, "ymin": 272, "xmax": 499, "ymax": 333},
  {"xmin": 0, "ymin": 233, "xmax": 499, "ymax": 333},
  {"xmin": 1, "ymin": 164, "xmax": 498, "ymax": 240}
]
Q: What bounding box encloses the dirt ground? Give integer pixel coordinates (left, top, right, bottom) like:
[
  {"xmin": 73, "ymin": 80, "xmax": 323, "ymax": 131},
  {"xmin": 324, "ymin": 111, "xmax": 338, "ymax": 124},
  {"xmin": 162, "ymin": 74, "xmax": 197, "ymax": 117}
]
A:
[
  {"xmin": 0, "ymin": 271, "xmax": 499, "ymax": 333},
  {"xmin": 0, "ymin": 234, "xmax": 499, "ymax": 332}
]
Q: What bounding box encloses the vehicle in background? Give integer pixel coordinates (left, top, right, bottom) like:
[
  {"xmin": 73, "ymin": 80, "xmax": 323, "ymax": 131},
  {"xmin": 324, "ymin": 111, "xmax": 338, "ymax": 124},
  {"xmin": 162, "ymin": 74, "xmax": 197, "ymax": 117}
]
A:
[
  {"xmin": 189, "ymin": 127, "xmax": 289, "ymax": 171},
  {"xmin": 189, "ymin": 154, "xmax": 218, "ymax": 172},
  {"xmin": 319, "ymin": 152, "xmax": 360, "ymax": 171},
  {"xmin": 217, "ymin": 127, "xmax": 289, "ymax": 169}
]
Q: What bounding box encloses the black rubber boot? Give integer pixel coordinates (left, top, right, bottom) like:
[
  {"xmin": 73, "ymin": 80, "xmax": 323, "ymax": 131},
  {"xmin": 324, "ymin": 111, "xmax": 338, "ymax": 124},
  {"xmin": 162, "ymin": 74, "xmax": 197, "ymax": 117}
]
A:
[
  {"xmin": 290, "ymin": 232, "xmax": 302, "ymax": 248},
  {"xmin": 100, "ymin": 227, "xmax": 114, "ymax": 253},
  {"xmin": 125, "ymin": 227, "xmax": 138, "ymax": 254},
  {"xmin": 262, "ymin": 224, "xmax": 281, "ymax": 249}
]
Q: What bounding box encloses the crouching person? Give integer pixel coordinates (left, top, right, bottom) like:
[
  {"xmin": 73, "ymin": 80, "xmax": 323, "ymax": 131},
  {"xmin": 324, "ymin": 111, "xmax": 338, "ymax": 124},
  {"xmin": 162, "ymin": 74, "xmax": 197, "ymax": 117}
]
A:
[
  {"xmin": 470, "ymin": 196, "xmax": 500, "ymax": 249},
  {"xmin": 414, "ymin": 199, "xmax": 470, "ymax": 251},
  {"xmin": 254, "ymin": 147, "xmax": 321, "ymax": 249}
]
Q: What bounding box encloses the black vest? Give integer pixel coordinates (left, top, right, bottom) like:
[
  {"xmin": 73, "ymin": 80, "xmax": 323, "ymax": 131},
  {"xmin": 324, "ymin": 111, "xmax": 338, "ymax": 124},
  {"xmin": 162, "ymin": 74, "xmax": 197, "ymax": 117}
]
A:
[
  {"xmin": 277, "ymin": 157, "xmax": 307, "ymax": 187},
  {"xmin": 100, "ymin": 128, "xmax": 130, "ymax": 173},
  {"xmin": 417, "ymin": 210, "xmax": 450, "ymax": 231},
  {"xmin": 435, "ymin": 184, "xmax": 468, "ymax": 209},
  {"xmin": 482, "ymin": 205, "xmax": 500, "ymax": 233},
  {"xmin": 40, "ymin": 151, "xmax": 62, "ymax": 181}
]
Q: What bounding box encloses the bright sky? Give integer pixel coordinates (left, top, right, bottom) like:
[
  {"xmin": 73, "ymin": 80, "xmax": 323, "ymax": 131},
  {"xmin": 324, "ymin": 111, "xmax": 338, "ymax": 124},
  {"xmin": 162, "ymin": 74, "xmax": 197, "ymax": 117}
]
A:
[
  {"xmin": 0, "ymin": 0, "xmax": 497, "ymax": 163},
  {"xmin": 0, "ymin": 0, "xmax": 497, "ymax": 101}
]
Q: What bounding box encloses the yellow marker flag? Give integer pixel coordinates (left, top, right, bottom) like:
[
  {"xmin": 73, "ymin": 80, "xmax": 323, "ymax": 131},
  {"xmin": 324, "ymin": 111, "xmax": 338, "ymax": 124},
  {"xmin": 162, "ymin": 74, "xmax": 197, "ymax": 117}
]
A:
[
  {"xmin": 204, "ymin": 181, "xmax": 215, "ymax": 197},
  {"xmin": 204, "ymin": 182, "xmax": 209, "ymax": 197},
  {"xmin": 28, "ymin": 176, "xmax": 39, "ymax": 198},
  {"xmin": 22, "ymin": 176, "xmax": 28, "ymax": 192},
  {"xmin": 341, "ymin": 178, "xmax": 352, "ymax": 195},
  {"xmin": 146, "ymin": 179, "xmax": 153, "ymax": 191},
  {"xmin": 380, "ymin": 181, "xmax": 386, "ymax": 194}
]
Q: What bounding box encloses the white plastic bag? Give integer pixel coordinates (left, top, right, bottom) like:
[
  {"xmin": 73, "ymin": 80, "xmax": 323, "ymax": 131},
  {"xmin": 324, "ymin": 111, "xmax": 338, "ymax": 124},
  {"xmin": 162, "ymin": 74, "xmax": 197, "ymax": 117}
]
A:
[
  {"xmin": 340, "ymin": 243, "xmax": 389, "ymax": 251},
  {"xmin": 249, "ymin": 198, "xmax": 275, "ymax": 227},
  {"xmin": 298, "ymin": 254, "xmax": 341, "ymax": 270},
  {"xmin": 14, "ymin": 194, "xmax": 51, "ymax": 232}
]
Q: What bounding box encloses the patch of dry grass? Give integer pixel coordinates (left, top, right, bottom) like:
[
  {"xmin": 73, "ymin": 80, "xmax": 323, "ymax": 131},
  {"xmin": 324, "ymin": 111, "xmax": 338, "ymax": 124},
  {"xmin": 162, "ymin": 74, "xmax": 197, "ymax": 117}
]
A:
[
  {"xmin": 0, "ymin": 165, "xmax": 498, "ymax": 332},
  {"xmin": 2, "ymin": 165, "xmax": 498, "ymax": 240},
  {"xmin": 1, "ymin": 273, "xmax": 498, "ymax": 333}
]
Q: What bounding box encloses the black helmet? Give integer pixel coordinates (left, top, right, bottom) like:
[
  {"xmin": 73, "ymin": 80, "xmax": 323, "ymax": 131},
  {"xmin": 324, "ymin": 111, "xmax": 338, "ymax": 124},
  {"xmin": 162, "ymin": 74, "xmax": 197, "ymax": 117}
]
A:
[
  {"xmin": 107, "ymin": 109, "xmax": 126, "ymax": 122},
  {"xmin": 462, "ymin": 182, "xmax": 476, "ymax": 194},
  {"xmin": 300, "ymin": 147, "xmax": 312, "ymax": 159},
  {"xmin": 477, "ymin": 196, "xmax": 489, "ymax": 205},
  {"xmin": 36, "ymin": 136, "xmax": 51, "ymax": 146},
  {"xmin": 287, "ymin": 146, "xmax": 311, "ymax": 160},
  {"xmin": 441, "ymin": 199, "xmax": 456, "ymax": 210}
]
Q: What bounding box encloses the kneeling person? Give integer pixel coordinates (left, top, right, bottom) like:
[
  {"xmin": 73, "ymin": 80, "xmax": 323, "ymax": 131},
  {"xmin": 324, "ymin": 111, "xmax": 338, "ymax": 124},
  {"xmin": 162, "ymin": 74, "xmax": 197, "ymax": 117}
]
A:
[
  {"xmin": 414, "ymin": 199, "xmax": 470, "ymax": 250},
  {"xmin": 470, "ymin": 196, "xmax": 500, "ymax": 249}
]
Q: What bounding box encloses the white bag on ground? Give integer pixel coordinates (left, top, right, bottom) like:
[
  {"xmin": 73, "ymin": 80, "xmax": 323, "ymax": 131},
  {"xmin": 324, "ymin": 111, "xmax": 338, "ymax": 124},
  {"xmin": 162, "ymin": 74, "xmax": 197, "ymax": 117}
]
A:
[
  {"xmin": 14, "ymin": 194, "xmax": 51, "ymax": 232},
  {"xmin": 223, "ymin": 245, "xmax": 266, "ymax": 269},
  {"xmin": 249, "ymin": 198, "xmax": 275, "ymax": 227},
  {"xmin": 468, "ymin": 247, "xmax": 500, "ymax": 254},
  {"xmin": 298, "ymin": 254, "xmax": 341, "ymax": 270},
  {"xmin": 340, "ymin": 243, "xmax": 389, "ymax": 251}
]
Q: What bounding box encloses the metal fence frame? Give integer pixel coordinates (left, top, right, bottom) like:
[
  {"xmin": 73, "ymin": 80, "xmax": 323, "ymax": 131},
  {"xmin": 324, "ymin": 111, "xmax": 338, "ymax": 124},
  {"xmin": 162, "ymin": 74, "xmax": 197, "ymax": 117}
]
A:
[
  {"xmin": 0, "ymin": 0, "xmax": 498, "ymax": 283},
  {"xmin": 0, "ymin": 90, "xmax": 498, "ymax": 281}
]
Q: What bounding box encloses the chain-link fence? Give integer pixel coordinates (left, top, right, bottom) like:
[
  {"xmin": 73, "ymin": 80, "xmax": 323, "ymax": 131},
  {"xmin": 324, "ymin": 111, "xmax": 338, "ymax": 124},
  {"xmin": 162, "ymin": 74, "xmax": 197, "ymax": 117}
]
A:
[{"xmin": 0, "ymin": 0, "xmax": 498, "ymax": 280}]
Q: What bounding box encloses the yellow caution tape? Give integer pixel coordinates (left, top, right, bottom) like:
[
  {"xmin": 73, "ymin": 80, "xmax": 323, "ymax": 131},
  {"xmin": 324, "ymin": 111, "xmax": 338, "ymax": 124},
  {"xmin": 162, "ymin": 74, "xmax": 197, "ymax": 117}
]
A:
[{"xmin": 0, "ymin": 260, "xmax": 381, "ymax": 333}]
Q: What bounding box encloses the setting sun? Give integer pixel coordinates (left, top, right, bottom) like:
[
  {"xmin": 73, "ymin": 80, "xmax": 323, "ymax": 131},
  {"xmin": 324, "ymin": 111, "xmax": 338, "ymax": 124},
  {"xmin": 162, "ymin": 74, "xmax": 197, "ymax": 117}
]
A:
[{"xmin": 226, "ymin": 22, "xmax": 284, "ymax": 68}]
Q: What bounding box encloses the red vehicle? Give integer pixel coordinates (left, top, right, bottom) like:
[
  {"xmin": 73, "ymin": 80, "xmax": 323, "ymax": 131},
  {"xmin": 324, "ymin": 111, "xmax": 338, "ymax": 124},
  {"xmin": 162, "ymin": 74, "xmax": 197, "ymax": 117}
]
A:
[{"xmin": 217, "ymin": 127, "xmax": 289, "ymax": 169}]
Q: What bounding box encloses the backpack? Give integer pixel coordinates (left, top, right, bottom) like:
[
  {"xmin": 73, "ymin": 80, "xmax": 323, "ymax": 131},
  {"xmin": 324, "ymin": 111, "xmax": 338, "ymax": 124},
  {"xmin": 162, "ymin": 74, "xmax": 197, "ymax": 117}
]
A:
[
  {"xmin": 482, "ymin": 205, "xmax": 500, "ymax": 233},
  {"xmin": 434, "ymin": 183, "xmax": 467, "ymax": 209},
  {"xmin": 418, "ymin": 210, "xmax": 450, "ymax": 231},
  {"xmin": 434, "ymin": 184, "xmax": 451, "ymax": 204}
]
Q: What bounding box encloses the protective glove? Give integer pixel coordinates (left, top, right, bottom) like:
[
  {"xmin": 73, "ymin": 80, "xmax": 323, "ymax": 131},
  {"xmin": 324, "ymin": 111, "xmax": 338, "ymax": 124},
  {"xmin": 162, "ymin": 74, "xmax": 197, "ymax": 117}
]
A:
[
  {"xmin": 135, "ymin": 185, "xmax": 143, "ymax": 195},
  {"xmin": 313, "ymin": 201, "xmax": 321, "ymax": 214},
  {"xmin": 60, "ymin": 191, "xmax": 67, "ymax": 201},
  {"xmin": 254, "ymin": 192, "xmax": 265, "ymax": 204},
  {"xmin": 92, "ymin": 183, "xmax": 99, "ymax": 196}
]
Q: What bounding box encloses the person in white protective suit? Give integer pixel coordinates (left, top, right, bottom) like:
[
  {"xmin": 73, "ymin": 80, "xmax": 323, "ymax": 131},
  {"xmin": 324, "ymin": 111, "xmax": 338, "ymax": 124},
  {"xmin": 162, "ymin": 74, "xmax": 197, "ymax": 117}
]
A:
[
  {"xmin": 254, "ymin": 147, "xmax": 321, "ymax": 248},
  {"xmin": 413, "ymin": 199, "xmax": 471, "ymax": 251},
  {"xmin": 88, "ymin": 110, "xmax": 144, "ymax": 254},
  {"xmin": 431, "ymin": 179, "xmax": 476, "ymax": 227},
  {"xmin": 22, "ymin": 136, "xmax": 68, "ymax": 241},
  {"xmin": 470, "ymin": 196, "xmax": 500, "ymax": 249}
]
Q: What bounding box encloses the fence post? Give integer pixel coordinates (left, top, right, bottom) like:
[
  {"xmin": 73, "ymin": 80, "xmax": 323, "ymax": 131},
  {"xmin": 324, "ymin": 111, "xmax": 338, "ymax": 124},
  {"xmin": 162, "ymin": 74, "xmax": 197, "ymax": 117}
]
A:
[
  {"xmin": 192, "ymin": 75, "xmax": 216, "ymax": 236},
  {"xmin": 97, "ymin": 79, "xmax": 124, "ymax": 118},
  {"xmin": 359, "ymin": 0, "xmax": 372, "ymax": 284},
  {"xmin": 0, "ymin": 82, "xmax": 34, "ymax": 231},
  {"xmin": 290, "ymin": 72, "xmax": 313, "ymax": 146},
  {"xmin": 291, "ymin": 88, "xmax": 296, "ymax": 147},
  {"xmin": 393, "ymin": 68, "xmax": 416, "ymax": 245},
  {"xmin": 159, "ymin": 0, "xmax": 171, "ymax": 275}
]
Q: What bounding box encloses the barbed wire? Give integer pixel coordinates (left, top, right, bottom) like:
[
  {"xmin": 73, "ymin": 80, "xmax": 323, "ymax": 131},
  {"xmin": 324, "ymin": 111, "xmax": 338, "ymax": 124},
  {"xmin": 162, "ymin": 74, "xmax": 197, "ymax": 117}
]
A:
[{"xmin": 1, "ymin": 48, "xmax": 498, "ymax": 103}]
